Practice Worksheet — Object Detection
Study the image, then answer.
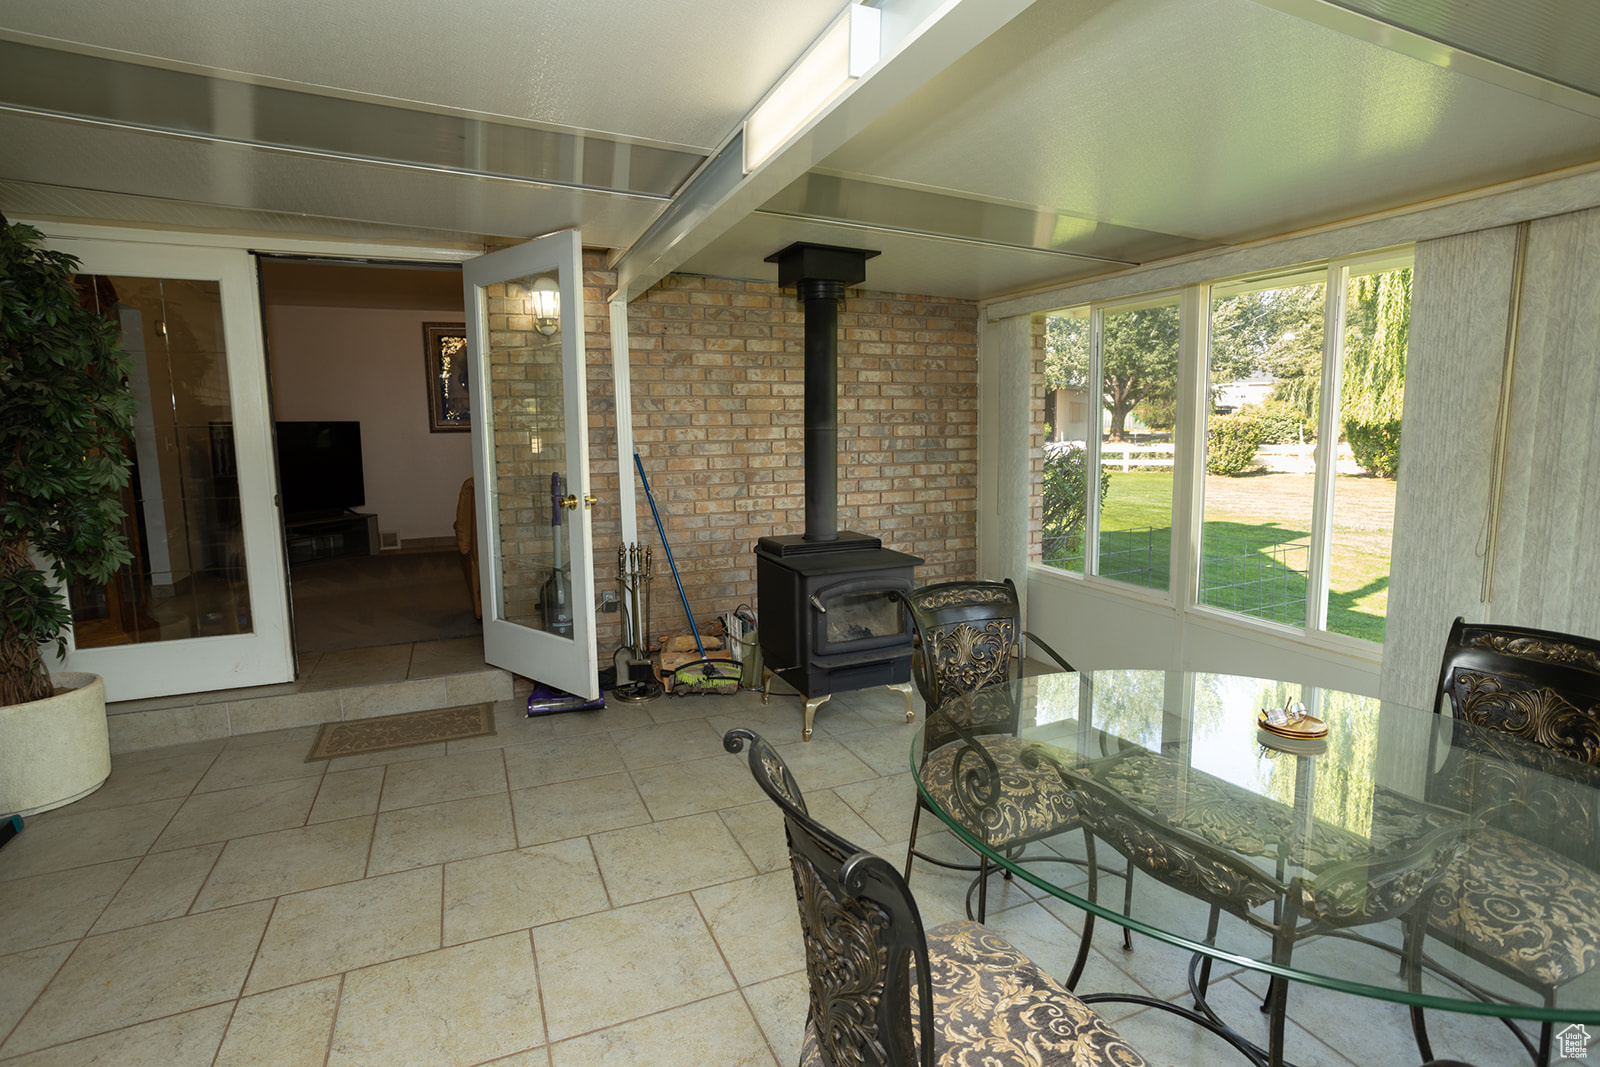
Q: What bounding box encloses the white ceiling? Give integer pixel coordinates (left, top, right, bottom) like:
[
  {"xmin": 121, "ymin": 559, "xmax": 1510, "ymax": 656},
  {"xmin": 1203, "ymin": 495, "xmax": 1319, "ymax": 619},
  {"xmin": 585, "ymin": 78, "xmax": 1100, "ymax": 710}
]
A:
[
  {"xmin": 3, "ymin": 0, "xmax": 1599, "ymax": 302},
  {"xmin": 0, "ymin": 0, "xmax": 845, "ymax": 150}
]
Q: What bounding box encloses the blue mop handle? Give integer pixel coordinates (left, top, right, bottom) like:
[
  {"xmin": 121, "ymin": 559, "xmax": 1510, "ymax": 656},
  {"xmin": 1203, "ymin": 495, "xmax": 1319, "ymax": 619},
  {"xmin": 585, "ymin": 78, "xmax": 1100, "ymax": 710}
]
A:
[{"xmin": 634, "ymin": 450, "xmax": 706, "ymax": 660}]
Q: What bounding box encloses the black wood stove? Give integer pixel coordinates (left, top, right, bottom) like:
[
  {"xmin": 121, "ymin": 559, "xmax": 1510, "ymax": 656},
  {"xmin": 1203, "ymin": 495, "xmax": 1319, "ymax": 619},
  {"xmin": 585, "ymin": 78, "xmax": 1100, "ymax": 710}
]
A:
[{"xmin": 755, "ymin": 243, "xmax": 922, "ymax": 740}]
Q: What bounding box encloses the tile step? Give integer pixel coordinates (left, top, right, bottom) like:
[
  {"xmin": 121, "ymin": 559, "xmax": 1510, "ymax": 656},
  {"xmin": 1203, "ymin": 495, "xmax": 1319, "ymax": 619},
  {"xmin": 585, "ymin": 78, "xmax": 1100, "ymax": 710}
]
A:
[{"xmin": 106, "ymin": 669, "xmax": 515, "ymax": 754}]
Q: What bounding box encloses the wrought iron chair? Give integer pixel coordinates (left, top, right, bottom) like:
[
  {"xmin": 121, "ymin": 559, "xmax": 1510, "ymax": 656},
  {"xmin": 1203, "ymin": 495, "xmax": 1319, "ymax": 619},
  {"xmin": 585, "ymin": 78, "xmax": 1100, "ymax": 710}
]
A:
[
  {"xmin": 895, "ymin": 578, "xmax": 1094, "ymax": 924},
  {"xmin": 1027, "ymin": 745, "xmax": 1467, "ymax": 1067},
  {"xmin": 1413, "ymin": 617, "xmax": 1600, "ymax": 1066},
  {"xmin": 722, "ymin": 726, "xmax": 1151, "ymax": 1067}
]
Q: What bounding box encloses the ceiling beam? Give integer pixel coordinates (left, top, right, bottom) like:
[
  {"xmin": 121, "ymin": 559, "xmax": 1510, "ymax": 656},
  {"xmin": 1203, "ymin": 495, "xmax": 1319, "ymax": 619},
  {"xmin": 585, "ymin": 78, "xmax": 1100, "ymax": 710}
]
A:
[{"xmin": 609, "ymin": 0, "xmax": 1036, "ymax": 300}]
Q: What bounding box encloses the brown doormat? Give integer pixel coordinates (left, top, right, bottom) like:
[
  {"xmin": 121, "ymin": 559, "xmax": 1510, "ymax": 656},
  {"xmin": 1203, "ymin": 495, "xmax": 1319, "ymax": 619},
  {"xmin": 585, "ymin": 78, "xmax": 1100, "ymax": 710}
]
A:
[{"xmin": 306, "ymin": 703, "xmax": 496, "ymax": 761}]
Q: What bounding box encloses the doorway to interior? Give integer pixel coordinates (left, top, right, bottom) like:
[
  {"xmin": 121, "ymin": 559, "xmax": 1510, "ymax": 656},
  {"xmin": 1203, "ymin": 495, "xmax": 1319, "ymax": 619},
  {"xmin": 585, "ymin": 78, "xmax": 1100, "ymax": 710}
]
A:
[{"xmin": 256, "ymin": 257, "xmax": 481, "ymax": 663}]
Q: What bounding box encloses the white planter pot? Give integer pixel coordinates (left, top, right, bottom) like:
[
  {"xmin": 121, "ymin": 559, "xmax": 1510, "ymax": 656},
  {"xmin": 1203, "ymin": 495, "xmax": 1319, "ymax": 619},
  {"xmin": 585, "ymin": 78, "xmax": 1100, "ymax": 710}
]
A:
[{"xmin": 0, "ymin": 672, "xmax": 110, "ymax": 817}]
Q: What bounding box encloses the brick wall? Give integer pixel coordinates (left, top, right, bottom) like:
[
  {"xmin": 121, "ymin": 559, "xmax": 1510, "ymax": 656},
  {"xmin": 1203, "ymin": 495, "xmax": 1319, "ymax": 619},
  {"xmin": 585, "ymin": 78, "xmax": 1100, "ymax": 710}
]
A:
[
  {"xmin": 485, "ymin": 278, "xmax": 566, "ymax": 629},
  {"xmin": 572, "ymin": 255, "xmax": 980, "ymax": 655}
]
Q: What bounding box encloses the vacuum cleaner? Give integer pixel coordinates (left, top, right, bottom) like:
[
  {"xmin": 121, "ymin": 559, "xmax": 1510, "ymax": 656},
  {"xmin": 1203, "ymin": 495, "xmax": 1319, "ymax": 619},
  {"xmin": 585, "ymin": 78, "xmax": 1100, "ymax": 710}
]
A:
[{"xmin": 540, "ymin": 471, "xmax": 574, "ymax": 638}]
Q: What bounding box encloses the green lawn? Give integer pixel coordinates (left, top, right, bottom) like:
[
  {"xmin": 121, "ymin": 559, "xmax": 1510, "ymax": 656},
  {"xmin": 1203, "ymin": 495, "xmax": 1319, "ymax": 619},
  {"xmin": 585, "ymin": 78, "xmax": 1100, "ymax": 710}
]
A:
[{"xmin": 1043, "ymin": 471, "xmax": 1392, "ymax": 643}]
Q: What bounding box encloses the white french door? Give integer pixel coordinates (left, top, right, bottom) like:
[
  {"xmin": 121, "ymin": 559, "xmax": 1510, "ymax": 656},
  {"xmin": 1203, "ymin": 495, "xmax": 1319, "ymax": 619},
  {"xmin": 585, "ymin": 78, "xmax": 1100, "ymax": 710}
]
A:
[
  {"xmin": 462, "ymin": 229, "xmax": 598, "ymax": 698},
  {"xmin": 43, "ymin": 235, "xmax": 294, "ymax": 701}
]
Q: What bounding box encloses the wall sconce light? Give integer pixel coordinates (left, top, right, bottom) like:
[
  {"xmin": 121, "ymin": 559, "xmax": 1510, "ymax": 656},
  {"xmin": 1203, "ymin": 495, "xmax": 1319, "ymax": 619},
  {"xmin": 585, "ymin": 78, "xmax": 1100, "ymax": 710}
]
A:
[{"xmin": 530, "ymin": 276, "xmax": 560, "ymax": 336}]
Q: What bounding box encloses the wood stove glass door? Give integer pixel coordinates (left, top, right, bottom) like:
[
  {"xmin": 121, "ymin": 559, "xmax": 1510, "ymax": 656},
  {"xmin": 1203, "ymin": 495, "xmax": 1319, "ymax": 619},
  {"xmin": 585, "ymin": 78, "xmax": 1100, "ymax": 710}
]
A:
[
  {"xmin": 812, "ymin": 577, "xmax": 913, "ymax": 658},
  {"xmin": 462, "ymin": 229, "xmax": 599, "ymax": 699}
]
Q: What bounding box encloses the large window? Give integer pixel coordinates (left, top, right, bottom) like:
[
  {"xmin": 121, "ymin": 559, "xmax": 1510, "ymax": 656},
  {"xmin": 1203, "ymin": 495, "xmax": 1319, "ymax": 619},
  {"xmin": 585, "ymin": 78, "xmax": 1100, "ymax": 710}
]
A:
[
  {"xmin": 1200, "ymin": 272, "xmax": 1325, "ymax": 628},
  {"xmin": 1036, "ymin": 252, "xmax": 1410, "ymax": 646}
]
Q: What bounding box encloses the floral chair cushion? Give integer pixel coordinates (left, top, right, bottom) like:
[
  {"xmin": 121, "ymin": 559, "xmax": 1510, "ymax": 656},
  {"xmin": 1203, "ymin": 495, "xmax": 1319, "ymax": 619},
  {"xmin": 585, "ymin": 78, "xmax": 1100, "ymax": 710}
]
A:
[
  {"xmin": 801, "ymin": 920, "xmax": 1147, "ymax": 1067},
  {"xmin": 1425, "ymin": 825, "xmax": 1600, "ymax": 989}
]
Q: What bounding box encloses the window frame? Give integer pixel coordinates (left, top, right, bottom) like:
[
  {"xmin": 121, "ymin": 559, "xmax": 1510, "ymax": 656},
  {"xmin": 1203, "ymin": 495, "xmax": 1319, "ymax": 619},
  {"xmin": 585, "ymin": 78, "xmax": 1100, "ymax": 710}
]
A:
[{"xmin": 1034, "ymin": 248, "xmax": 1412, "ymax": 653}]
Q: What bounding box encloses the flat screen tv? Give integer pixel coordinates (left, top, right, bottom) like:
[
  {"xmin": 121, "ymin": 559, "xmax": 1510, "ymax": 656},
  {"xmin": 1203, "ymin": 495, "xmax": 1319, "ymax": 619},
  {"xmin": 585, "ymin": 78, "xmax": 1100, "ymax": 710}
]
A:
[{"xmin": 275, "ymin": 421, "xmax": 365, "ymax": 520}]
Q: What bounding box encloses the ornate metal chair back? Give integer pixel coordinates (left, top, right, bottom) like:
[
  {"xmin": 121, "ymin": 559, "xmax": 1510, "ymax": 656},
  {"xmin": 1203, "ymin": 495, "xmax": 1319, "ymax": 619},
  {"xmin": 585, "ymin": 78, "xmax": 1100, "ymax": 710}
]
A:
[
  {"xmin": 724, "ymin": 728, "xmax": 936, "ymax": 1067},
  {"xmin": 897, "ymin": 580, "xmax": 1021, "ymax": 718},
  {"xmin": 1436, "ymin": 617, "xmax": 1600, "ymax": 764},
  {"xmin": 1432, "ymin": 617, "xmax": 1600, "ymax": 860}
]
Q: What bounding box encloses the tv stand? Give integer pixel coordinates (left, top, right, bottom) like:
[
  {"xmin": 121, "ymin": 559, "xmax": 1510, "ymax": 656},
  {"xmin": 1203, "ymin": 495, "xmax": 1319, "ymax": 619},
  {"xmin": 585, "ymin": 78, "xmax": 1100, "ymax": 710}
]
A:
[{"xmin": 284, "ymin": 511, "xmax": 379, "ymax": 564}]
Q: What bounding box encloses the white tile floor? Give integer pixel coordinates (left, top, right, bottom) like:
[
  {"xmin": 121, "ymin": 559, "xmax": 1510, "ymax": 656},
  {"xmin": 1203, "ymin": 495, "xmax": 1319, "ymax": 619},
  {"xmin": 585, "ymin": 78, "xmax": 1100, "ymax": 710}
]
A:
[{"xmin": 1, "ymin": 681, "xmax": 1531, "ymax": 1066}]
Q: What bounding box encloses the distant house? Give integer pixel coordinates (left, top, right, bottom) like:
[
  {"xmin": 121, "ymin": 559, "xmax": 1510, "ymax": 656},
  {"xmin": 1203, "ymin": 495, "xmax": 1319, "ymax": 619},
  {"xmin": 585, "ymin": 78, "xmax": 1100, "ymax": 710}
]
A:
[{"xmin": 1212, "ymin": 374, "xmax": 1276, "ymax": 414}]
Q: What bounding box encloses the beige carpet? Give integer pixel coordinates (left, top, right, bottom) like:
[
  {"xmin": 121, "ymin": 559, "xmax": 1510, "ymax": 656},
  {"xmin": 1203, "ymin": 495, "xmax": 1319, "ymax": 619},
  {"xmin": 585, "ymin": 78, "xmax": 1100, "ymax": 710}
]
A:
[{"xmin": 306, "ymin": 703, "xmax": 495, "ymax": 761}]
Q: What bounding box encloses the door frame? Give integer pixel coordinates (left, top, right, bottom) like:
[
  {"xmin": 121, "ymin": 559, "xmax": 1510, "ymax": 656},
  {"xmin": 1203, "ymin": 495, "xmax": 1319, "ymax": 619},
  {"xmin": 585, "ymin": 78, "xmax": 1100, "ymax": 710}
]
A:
[
  {"xmin": 35, "ymin": 230, "xmax": 292, "ymax": 701},
  {"xmin": 26, "ymin": 220, "xmax": 481, "ymax": 701}
]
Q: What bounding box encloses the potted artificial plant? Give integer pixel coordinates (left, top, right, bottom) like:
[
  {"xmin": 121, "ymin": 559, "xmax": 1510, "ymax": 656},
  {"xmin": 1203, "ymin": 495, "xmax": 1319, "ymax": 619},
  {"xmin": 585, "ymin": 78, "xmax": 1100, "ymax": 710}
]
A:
[{"xmin": 0, "ymin": 213, "xmax": 135, "ymax": 815}]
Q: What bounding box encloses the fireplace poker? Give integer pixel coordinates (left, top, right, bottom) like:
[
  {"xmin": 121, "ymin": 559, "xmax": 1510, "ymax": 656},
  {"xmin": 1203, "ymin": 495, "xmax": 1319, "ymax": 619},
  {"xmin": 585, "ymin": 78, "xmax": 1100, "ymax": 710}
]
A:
[{"xmin": 629, "ymin": 544, "xmax": 643, "ymax": 652}]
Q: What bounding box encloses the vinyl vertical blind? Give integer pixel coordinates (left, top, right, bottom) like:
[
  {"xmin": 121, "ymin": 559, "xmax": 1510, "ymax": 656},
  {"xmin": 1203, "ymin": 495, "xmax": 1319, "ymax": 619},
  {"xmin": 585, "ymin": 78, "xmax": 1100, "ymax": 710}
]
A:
[{"xmin": 1381, "ymin": 207, "xmax": 1600, "ymax": 708}]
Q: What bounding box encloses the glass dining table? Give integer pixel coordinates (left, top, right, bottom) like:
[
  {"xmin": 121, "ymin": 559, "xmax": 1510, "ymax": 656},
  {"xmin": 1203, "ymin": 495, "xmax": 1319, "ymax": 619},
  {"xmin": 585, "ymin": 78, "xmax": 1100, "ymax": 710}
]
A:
[{"xmin": 910, "ymin": 669, "xmax": 1600, "ymax": 1066}]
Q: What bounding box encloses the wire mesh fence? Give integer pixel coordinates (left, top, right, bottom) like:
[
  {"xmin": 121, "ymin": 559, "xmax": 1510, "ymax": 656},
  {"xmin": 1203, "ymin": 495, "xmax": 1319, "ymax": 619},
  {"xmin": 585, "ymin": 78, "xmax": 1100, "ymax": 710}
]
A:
[
  {"xmin": 1198, "ymin": 531, "xmax": 1308, "ymax": 625},
  {"xmin": 1041, "ymin": 525, "xmax": 1309, "ymax": 626}
]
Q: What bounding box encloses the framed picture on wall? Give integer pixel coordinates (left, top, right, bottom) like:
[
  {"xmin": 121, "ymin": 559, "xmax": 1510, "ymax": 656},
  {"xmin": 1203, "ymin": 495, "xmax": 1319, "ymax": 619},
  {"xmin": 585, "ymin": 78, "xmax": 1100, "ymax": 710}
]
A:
[{"xmin": 423, "ymin": 322, "xmax": 470, "ymax": 433}]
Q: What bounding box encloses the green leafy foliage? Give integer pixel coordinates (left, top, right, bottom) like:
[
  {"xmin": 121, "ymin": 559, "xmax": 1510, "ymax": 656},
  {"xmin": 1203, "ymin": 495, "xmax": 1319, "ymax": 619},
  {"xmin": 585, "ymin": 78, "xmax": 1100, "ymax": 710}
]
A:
[
  {"xmin": 1344, "ymin": 420, "xmax": 1402, "ymax": 479},
  {"xmin": 1, "ymin": 214, "xmax": 136, "ymax": 701},
  {"xmin": 1044, "ymin": 304, "xmax": 1184, "ymax": 441},
  {"xmin": 1340, "ymin": 268, "xmax": 1410, "ymax": 477},
  {"xmin": 1206, "ymin": 412, "xmax": 1266, "ymax": 476},
  {"xmin": 1042, "ymin": 443, "xmax": 1111, "ymax": 543},
  {"xmin": 1213, "ymin": 283, "xmax": 1326, "ymax": 420},
  {"xmin": 1249, "ymin": 399, "xmax": 1316, "ymax": 444},
  {"xmin": 1131, "ymin": 397, "xmax": 1176, "ymax": 432}
]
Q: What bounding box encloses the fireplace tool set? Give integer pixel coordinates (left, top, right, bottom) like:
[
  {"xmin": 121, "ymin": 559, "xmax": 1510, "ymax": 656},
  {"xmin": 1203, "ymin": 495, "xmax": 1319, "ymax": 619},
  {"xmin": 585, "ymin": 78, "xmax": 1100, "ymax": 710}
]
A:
[{"xmin": 611, "ymin": 542, "xmax": 663, "ymax": 701}]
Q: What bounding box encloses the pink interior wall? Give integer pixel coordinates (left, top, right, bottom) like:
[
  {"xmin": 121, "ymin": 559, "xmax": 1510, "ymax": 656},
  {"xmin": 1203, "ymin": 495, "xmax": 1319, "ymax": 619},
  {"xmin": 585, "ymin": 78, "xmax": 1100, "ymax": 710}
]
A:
[{"xmin": 265, "ymin": 305, "xmax": 471, "ymax": 546}]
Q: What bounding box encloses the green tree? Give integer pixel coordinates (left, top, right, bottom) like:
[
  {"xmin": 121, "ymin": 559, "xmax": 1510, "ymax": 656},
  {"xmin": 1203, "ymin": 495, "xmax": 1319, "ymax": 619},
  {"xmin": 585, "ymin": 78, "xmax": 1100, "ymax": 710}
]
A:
[
  {"xmin": 1340, "ymin": 268, "xmax": 1410, "ymax": 477},
  {"xmin": 1041, "ymin": 442, "xmax": 1111, "ymax": 565},
  {"xmin": 1212, "ymin": 284, "xmax": 1325, "ymax": 417},
  {"xmin": 1341, "ymin": 268, "xmax": 1409, "ymax": 424},
  {"xmin": 1045, "ymin": 305, "xmax": 1181, "ymax": 442}
]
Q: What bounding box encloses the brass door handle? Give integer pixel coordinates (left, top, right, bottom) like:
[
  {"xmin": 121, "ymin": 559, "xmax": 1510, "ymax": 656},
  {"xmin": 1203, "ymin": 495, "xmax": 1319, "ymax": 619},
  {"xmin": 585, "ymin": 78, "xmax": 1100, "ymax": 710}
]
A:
[
  {"xmin": 584, "ymin": 493, "xmax": 597, "ymax": 509},
  {"xmin": 559, "ymin": 493, "xmax": 598, "ymax": 510}
]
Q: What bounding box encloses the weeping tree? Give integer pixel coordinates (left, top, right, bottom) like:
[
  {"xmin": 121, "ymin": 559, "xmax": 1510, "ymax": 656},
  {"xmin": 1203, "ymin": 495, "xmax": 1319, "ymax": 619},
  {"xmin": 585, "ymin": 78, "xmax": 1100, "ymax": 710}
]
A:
[
  {"xmin": 1251, "ymin": 267, "xmax": 1410, "ymax": 477},
  {"xmin": 0, "ymin": 215, "xmax": 136, "ymax": 705},
  {"xmin": 1340, "ymin": 268, "xmax": 1410, "ymax": 477}
]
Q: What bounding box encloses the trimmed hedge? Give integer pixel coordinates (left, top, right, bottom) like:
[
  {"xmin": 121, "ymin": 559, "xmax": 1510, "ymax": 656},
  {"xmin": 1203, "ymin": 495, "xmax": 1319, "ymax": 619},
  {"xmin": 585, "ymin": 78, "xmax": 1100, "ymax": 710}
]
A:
[
  {"xmin": 1344, "ymin": 419, "xmax": 1402, "ymax": 478},
  {"xmin": 1250, "ymin": 399, "xmax": 1316, "ymax": 445},
  {"xmin": 1207, "ymin": 412, "xmax": 1266, "ymax": 476}
]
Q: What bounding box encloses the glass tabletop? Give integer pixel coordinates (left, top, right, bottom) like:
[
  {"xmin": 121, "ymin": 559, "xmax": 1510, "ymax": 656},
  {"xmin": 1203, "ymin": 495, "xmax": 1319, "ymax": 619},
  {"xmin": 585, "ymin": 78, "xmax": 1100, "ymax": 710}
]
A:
[{"xmin": 909, "ymin": 669, "xmax": 1600, "ymax": 1023}]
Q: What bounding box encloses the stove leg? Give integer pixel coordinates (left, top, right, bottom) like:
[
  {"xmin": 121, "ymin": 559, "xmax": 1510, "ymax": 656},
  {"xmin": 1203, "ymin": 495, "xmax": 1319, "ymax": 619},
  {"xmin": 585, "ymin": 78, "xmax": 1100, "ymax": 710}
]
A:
[
  {"xmin": 803, "ymin": 694, "xmax": 830, "ymax": 742},
  {"xmin": 888, "ymin": 681, "xmax": 914, "ymax": 723}
]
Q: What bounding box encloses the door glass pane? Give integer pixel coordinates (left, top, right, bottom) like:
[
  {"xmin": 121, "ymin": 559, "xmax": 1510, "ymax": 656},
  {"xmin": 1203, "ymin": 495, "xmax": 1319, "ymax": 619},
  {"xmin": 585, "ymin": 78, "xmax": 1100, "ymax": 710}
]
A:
[
  {"xmin": 1097, "ymin": 299, "xmax": 1179, "ymax": 591},
  {"xmin": 71, "ymin": 275, "xmax": 250, "ymax": 647},
  {"xmin": 1327, "ymin": 265, "xmax": 1409, "ymax": 643},
  {"xmin": 1039, "ymin": 307, "xmax": 1093, "ymax": 573},
  {"xmin": 1200, "ymin": 275, "xmax": 1324, "ymax": 626},
  {"xmin": 486, "ymin": 271, "xmax": 574, "ymax": 639}
]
